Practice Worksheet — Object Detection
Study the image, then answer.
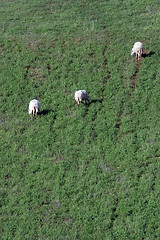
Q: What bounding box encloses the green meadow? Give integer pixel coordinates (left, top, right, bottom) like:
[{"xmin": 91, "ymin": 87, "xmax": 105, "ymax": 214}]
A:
[{"xmin": 0, "ymin": 0, "xmax": 160, "ymax": 239}]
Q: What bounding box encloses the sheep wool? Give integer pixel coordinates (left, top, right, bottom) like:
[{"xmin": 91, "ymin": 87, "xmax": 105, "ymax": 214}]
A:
[
  {"xmin": 131, "ymin": 42, "xmax": 143, "ymax": 60},
  {"xmin": 28, "ymin": 99, "xmax": 41, "ymax": 119},
  {"xmin": 75, "ymin": 90, "xmax": 90, "ymax": 107}
]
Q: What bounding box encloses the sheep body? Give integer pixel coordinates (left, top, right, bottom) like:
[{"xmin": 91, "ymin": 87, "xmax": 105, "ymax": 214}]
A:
[
  {"xmin": 28, "ymin": 99, "xmax": 41, "ymax": 119},
  {"xmin": 75, "ymin": 90, "xmax": 90, "ymax": 107},
  {"xmin": 131, "ymin": 42, "xmax": 143, "ymax": 59}
]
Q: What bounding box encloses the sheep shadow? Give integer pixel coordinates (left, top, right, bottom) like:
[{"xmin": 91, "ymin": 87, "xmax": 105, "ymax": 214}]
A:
[
  {"xmin": 91, "ymin": 99, "xmax": 103, "ymax": 104},
  {"xmin": 82, "ymin": 99, "xmax": 103, "ymax": 107},
  {"xmin": 142, "ymin": 51, "xmax": 155, "ymax": 58},
  {"xmin": 39, "ymin": 109, "xmax": 53, "ymax": 116}
]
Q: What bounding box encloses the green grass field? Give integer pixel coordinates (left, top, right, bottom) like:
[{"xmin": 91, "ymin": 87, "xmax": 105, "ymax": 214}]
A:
[{"xmin": 1, "ymin": 0, "xmax": 160, "ymax": 239}]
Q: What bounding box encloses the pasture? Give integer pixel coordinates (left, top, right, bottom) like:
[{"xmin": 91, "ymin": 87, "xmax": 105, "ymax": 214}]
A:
[{"xmin": 1, "ymin": 0, "xmax": 160, "ymax": 239}]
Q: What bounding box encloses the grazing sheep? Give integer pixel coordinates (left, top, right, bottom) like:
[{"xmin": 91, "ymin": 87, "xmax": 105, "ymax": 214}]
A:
[
  {"xmin": 28, "ymin": 99, "xmax": 41, "ymax": 119},
  {"xmin": 131, "ymin": 42, "xmax": 143, "ymax": 60},
  {"xmin": 75, "ymin": 90, "xmax": 91, "ymax": 107}
]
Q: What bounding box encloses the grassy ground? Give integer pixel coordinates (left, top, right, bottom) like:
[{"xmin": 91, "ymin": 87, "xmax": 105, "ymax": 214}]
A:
[{"xmin": 1, "ymin": 0, "xmax": 160, "ymax": 239}]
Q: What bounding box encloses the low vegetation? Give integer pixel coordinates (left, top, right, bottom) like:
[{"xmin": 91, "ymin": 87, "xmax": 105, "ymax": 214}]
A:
[{"xmin": 1, "ymin": 0, "xmax": 160, "ymax": 239}]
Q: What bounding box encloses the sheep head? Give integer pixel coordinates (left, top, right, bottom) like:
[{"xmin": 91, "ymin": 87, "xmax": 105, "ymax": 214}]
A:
[{"xmin": 131, "ymin": 49, "xmax": 134, "ymax": 56}]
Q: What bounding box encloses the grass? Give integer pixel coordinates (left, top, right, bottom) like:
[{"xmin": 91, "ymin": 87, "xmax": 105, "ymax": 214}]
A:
[{"xmin": 0, "ymin": 0, "xmax": 160, "ymax": 239}]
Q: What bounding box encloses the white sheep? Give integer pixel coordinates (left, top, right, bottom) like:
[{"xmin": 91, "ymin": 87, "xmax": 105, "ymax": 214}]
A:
[
  {"xmin": 131, "ymin": 42, "xmax": 143, "ymax": 60},
  {"xmin": 75, "ymin": 90, "xmax": 91, "ymax": 107},
  {"xmin": 28, "ymin": 99, "xmax": 41, "ymax": 119}
]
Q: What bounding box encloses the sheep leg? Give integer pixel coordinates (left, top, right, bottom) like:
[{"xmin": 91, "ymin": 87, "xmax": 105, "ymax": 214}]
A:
[
  {"xmin": 31, "ymin": 110, "xmax": 33, "ymax": 120},
  {"xmin": 77, "ymin": 97, "xmax": 80, "ymax": 108},
  {"xmin": 34, "ymin": 107, "xmax": 38, "ymax": 119}
]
